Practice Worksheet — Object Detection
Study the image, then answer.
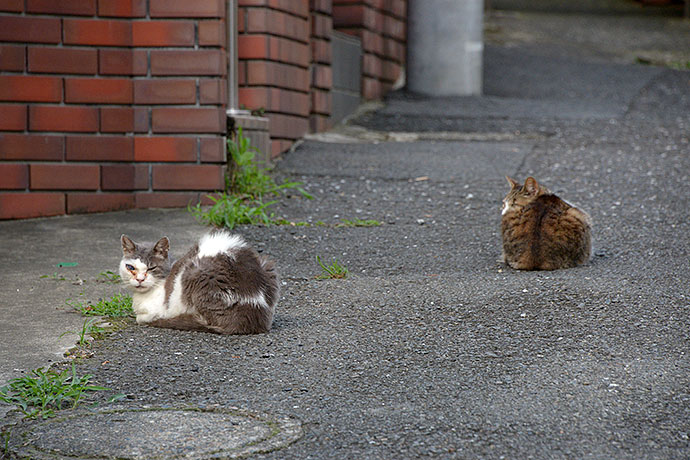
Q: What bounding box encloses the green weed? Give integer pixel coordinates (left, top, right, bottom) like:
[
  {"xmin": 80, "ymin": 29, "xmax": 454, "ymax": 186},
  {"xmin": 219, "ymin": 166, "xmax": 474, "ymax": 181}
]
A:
[
  {"xmin": 337, "ymin": 218, "xmax": 382, "ymax": 228},
  {"xmin": 226, "ymin": 127, "xmax": 311, "ymax": 199},
  {"xmin": 2, "ymin": 429, "xmax": 9, "ymax": 457},
  {"xmin": 273, "ymin": 219, "xmax": 314, "ymax": 227},
  {"xmin": 67, "ymin": 293, "xmax": 133, "ymax": 318},
  {"xmin": 191, "ymin": 127, "xmax": 311, "ymax": 229},
  {"xmin": 669, "ymin": 60, "xmax": 690, "ymax": 71},
  {"xmin": 636, "ymin": 56, "xmax": 690, "ymax": 71},
  {"xmin": 316, "ymin": 255, "xmax": 349, "ymax": 280},
  {"xmin": 96, "ymin": 270, "xmax": 121, "ymax": 284},
  {"xmin": 0, "ymin": 364, "xmax": 113, "ymax": 419},
  {"xmin": 61, "ymin": 318, "xmax": 105, "ymax": 346},
  {"xmin": 239, "ymin": 104, "xmax": 265, "ymax": 117},
  {"xmin": 189, "ymin": 195, "xmax": 278, "ymax": 229},
  {"xmin": 40, "ymin": 272, "xmax": 67, "ymax": 281}
]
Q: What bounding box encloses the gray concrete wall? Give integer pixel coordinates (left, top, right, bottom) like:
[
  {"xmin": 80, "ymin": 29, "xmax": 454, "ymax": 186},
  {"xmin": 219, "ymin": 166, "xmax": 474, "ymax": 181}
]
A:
[
  {"xmin": 330, "ymin": 31, "xmax": 362, "ymax": 124},
  {"xmin": 407, "ymin": 0, "xmax": 484, "ymax": 96},
  {"xmin": 231, "ymin": 115, "xmax": 271, "ymax": 165}
]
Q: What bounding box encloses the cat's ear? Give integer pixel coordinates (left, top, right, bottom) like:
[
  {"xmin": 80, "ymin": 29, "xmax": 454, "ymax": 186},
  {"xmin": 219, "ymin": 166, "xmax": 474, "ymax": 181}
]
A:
[
  {"xmin": 121, "ymin": 234, "xmax": 136, "ymax": 255},
  {"xmin": 506, "ymin": 176, "xmax": 519, "ymax": 189},
  {"xmin": 524, "ymin": 177, "xmax": 539, "ymax": 195},
  {"xmin": 153, "ymin": 237, "xmax": 170, "ymax": 258}
]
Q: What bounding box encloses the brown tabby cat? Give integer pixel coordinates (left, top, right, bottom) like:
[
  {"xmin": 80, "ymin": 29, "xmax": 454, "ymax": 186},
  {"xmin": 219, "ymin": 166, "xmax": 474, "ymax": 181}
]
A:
[{"xmin": 501, "ymin": 176, "xmax": 592, "ymax": 270}]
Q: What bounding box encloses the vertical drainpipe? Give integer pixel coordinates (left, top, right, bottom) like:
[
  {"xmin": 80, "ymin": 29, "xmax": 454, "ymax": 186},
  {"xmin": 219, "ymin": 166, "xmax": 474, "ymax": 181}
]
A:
[
  {"xmin": 225, "ymin": 0, "xmax": 271, "ymax": 163},
  {"xmin": 226, "ymin": 0, "xmax": 249, "ymax": 116}
]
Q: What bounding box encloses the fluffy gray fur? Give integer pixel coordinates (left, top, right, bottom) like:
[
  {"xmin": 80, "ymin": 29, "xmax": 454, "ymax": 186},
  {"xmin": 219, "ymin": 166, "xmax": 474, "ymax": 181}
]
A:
[{"xmin": 120, "ymin": 231, "xmax": 278, "ymax": 334}]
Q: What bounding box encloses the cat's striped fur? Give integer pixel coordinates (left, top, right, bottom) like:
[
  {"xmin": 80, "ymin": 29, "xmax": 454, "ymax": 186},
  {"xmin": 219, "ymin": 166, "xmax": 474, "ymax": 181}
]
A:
[{"xmin": 501, "ymin": 176, "xmax": 591, "ymax": 270}]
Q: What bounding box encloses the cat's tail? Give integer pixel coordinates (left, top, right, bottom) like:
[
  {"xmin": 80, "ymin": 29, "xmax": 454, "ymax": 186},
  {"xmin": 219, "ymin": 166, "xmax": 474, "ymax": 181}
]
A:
[
  {"xmin": 197, "ymin": 230, "xmax": 247, "ymax": 259},
  {"xmin": 148, "ymin": 314, "xmax": 225, "ymax": 334}
]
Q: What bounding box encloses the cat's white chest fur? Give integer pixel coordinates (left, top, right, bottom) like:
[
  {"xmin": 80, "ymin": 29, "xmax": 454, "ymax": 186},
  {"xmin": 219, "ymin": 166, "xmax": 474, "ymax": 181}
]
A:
[
  {"xmin": 165, "ymin": 270, "xmax": 189, "ymax": 317},
  {"xmin": 131, "ymin": 285, "xmax": 167, "ymax": 323},
  {"xmin": 132, "ymin": 270, "xmax": 189, "ymax": 324}
]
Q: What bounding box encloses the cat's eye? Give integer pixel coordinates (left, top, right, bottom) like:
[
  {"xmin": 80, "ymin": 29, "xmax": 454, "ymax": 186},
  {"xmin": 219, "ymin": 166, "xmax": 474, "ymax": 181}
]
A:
[
  {"xmin": 125, "ymin": 264, "xmax": 135, "ymax": 271},
  {"xmin": 148, "ymin": 265, "xmax": 157, "ymax": 271}
]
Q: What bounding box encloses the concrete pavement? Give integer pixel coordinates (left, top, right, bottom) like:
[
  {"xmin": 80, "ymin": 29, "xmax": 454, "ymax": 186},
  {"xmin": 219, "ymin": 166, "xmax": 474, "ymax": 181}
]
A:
[{"xmin": 1, "ymin": 1, "xmax": 689, "ymax": 458}]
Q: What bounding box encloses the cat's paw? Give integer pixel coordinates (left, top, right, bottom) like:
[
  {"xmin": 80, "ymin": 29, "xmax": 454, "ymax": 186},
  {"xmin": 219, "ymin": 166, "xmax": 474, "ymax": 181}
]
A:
[{"xmin": 136, "ymin": 313, "xmax": 157, "ymax": 324}]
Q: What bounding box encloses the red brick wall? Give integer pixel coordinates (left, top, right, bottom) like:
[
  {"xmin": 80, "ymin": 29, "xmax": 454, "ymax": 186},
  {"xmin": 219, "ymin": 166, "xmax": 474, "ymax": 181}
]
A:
[
  {"xmin": 237, "ymin": 0, "xmax": 311, "ymax": 158},
  {"xmin": 1, "ymin": 0, "xmax": 408, "ymax": 219},
  {"xmin": 310, "ymin": 0, "xmax": 334, "ymax": 134},
  {"xmin": 0, "ymin": 0, "xmax": 227, "ymax": 219},
  {"xmin": 333, "ymin": 0, "xmax": 406, "ymax": 99},
  {"xmin": 237, "ymin": 0, "xmax": 407, "ymax": 157}
]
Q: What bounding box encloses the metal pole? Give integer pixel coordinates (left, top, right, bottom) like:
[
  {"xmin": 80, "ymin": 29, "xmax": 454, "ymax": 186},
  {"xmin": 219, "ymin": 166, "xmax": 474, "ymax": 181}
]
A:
[
  {"xmin": 226, "ymin": 0, "xmax": 249, "ymax": 116},
  {"xmin": 407, "ymin": 0, "xmax": 484, "ymax": 96}
]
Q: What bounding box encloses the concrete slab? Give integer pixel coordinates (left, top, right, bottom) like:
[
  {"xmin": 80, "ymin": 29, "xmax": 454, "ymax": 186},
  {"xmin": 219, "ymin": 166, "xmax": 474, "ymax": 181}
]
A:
[{"xmin": 279, "ymin": 140, "xmax": 535, "ymax": 182}]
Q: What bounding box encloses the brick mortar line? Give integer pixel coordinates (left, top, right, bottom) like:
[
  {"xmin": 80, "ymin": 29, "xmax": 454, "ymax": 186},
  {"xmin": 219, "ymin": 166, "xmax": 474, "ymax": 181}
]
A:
[
  {"xmin": 239, "ymin": 85, "xmax": 311, "ymax": 94},
  {"xmin": 380, "ymin": 33, "xmax": 407, "ymax": 42},
  {"xmin": 15, "ymin": 103, "xmax": 224, "ymax": 108},
  {"xmin": 267, "ymin": 136, "xmax": 307, "ymax": 143},
  {"xmin": 263, "ymin": 112, "xmax": 314, "ymax": 119},
  {"xmin": 238, "ymin": 31, "xmax": 312, "ymax": 47},
  {"xmin": 366, "ymin": 56, "xmax": 405, "ymax": 66},
  {"xmin": 335, "ymin": 26, "xmax": 406, "ymax": 42},
  {"xmin": 242, "ymin": 10, "xmax": 311, "ymax": 25},
  {"xmin": 13, "ymin": 160, "xmax": 222, "ymax": 166},
  {"xmin": 332, "ymin": 3, "xmax": 407, "ymax": 21},
  {"xmin": 239, "ymin": 59, "xmax": 310, "ymax": 71},
  {"xmin": 0, "ymin": 14, "xmax": 224, "ymax": 21},
  {"xmin": 0, "ymin": 133, "xmax": 222, "ymax": 137},
  {"xmin": 255, "ymin": 112, "xmax": 314, "ymax": 119},
  {"xmin": 241, "ymin": 6, "xmax": 311, "ymax": 21},
  {"xmin": 8, "ymin": 45, "xmax": 224, "ymax": 49},
  {"xmin": 361, "ymin": 50, "xmax": 405, "ymax": 63}
]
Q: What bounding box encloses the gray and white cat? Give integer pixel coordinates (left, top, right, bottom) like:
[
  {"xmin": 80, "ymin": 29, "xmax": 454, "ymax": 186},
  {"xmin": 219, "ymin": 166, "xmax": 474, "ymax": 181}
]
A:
[{"xmin": 119, "ymin": 231, "xmax": 278, "ymax": 334}]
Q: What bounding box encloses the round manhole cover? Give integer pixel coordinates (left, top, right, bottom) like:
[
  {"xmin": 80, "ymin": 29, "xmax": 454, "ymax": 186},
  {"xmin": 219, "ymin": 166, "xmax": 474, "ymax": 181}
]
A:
[{"xmin": 7, "ymin": 406, "xmax": 302, "ymax": 459}]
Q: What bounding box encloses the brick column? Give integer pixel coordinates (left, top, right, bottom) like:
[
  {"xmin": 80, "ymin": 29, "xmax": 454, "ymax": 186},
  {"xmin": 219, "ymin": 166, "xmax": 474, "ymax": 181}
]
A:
[
  {"xmin": 310, "ymin": 0, "xmax": 333, "ymax": 133},
  {"xmin": 333, "ymin": 0, "xmax": 406, "ymax": 100},
  {"xmin": 237, "ymin": 0, "xmax": 311, "ymax": 158}
]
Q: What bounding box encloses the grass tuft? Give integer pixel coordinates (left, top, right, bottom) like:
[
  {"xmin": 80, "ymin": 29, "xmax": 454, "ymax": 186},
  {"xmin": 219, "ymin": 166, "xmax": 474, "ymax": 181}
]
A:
[
  {"xmin": 0, "ymin": 364, "xmax": 118, "ymax": 419},
  {"xmin": 316, "ymin": 256, "xmax": 349, "ymax": 280},
  {"xmin": 669, "ymin": 60, "xmax": 690, "ymax": 71},
  {"xmin": 40, "ymin": 272, "xmax": 67, "ymax": 281},
  {"xmin": 96, "ymin": 270, "xmax": 121, "ymax": 284},
  {"xmin": 61, "ymin": 318, "xmax": 106, "ymax": 346},
  {"xmin": 226, "ymin": 127, "xmax": 312, "ymax": 199},
  {"xmin": 336, "ymin": 218, "xmax": 382, "ymax": 228},
  {"xmin": 189, "ymin": 195, "xmax": 277, "ymax": 229},
  {"xmin": 67, "ymin": 293, "xmax": 133, "ymax": 318},
  {"xmin": 190, "ymin": 127, "xmax": 311, "ymax": 229}
]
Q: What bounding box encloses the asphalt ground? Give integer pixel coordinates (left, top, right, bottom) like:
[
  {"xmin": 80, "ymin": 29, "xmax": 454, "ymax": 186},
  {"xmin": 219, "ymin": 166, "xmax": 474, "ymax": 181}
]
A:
[{"xmin": 1, "ymin": 2, "xmax": 689, "ymax": 459}]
